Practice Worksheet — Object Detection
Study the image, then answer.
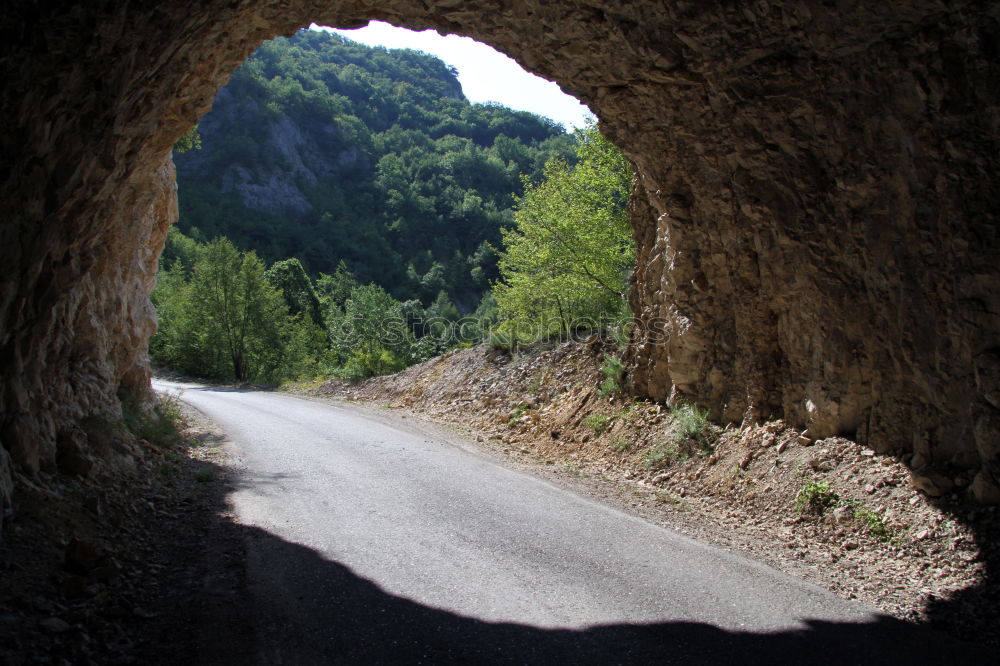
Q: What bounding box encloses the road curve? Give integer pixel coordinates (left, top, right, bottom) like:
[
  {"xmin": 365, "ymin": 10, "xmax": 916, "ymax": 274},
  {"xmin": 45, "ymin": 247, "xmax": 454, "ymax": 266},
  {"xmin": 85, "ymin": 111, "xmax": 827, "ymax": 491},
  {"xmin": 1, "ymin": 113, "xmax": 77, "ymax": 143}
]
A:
[{"xmin": 153, "ymin": 379, "xmax": 986, "ymax": 664}]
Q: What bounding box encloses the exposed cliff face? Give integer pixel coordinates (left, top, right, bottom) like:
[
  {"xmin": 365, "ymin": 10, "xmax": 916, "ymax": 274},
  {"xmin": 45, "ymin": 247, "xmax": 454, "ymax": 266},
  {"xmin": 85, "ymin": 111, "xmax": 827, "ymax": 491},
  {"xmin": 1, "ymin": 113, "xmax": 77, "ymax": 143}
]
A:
[{"xmin": 1, "ymin": 0, "xmax": 998, "ymax": 520}]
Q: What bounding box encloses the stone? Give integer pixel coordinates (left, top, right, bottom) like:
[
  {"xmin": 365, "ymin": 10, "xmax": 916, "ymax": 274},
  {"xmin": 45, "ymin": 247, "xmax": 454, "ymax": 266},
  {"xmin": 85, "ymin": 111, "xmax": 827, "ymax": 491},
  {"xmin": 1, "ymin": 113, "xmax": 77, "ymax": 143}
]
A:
[
  {"xmin": 40, "ymin": 617, "xmax": 72, "ymax": 634},
  {"xmin": 64, "ymin": 538, "xmax": 107, "ymax": 574},
  {"xmin": 910, "ymin": 471, "xmax": 956, "ymax": 498},
  {"xmin": 969, "ymin": 468, "xmax": 1000, "ymax": 505},
  {"xmin": 832, "ymin": 506, "xmax": 853, "ymax": 524},
  {"xmin": 56, "ymin": 427, "xmax": 93, "ymax": 478}
]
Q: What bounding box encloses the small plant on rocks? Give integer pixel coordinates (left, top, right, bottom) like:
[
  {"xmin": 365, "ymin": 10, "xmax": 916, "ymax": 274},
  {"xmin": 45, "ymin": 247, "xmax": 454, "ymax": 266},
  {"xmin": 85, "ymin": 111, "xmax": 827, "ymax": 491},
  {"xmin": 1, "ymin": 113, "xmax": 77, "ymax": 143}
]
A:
[
  {"xmin": 585, "ymin": 412, "xmax": 614, "ymax": 435},
  {"xmin": 643, "ymin": 442, "xmax": 685, "ymax": 470},
  {"xmin": 854, "ymin": 507, "xmax": 895, "ymax": 542},
  {"xmin": 611, "ymin": 436, "xmax": 631, "ymax": 452},
  {"xmin": 795, "ymin": 479, "xmax": 840, "ymax": 515},
  {"xmin": 669, "ymin": 403, "xmax": 713, "ymax": 453},
  {"xmin": 598, "ymin": 354, "xmax": 626, "ymax": 397},
  {"xmin": 508, "ymin": 405, "xmax": 527, "ymax": 425}
]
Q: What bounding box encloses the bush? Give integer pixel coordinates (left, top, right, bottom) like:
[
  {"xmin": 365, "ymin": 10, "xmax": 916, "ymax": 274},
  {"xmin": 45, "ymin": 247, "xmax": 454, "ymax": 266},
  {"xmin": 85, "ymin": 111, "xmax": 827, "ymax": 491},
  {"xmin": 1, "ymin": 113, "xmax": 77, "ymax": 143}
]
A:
[
  {"xmin": 584, "ymin": 412, "xmax": 614, "ymax": 435},
  {"xmin": 795, "ymin": 480, "xmax": 839, "ymax": 515},
  {"xmin": 854, "ymin": 507, "xmax": 895, "ymax": 542},
  {"xmin": 668, "ymin": 403, "xmax": 714, "ymax": 454},
  {"xmin": 121, "ymin": 390, "xmax": 185, "ymax": 449},
  {"xmin": 598, "ymin": 354, "xmax": 625, "ymax": 397}
]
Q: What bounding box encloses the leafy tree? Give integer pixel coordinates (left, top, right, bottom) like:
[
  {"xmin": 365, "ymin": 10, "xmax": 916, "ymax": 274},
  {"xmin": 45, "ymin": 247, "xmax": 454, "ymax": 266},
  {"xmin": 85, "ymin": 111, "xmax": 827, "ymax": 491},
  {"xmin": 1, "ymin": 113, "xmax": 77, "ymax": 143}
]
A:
[
  {"xmin": 186, "ymin": 238, "xmax": 291, "ymax": 382},
  {"xmin": 174, "ymin": 125, "xmax": 202, "ymax": 153},
  {"xmin": 333, "ymin": 284, "xmax": 412, "ymax": 378},
  {"xmin": 315, "ymin": 260, "xmax": 359, "ymax": 311},
  {"xmin": 493, "ymin": 125, "xmax": 634, "ymax": 340},
  {"xmin": 266, "ymin": 257, "xmax": 323, "ymax": 327}
]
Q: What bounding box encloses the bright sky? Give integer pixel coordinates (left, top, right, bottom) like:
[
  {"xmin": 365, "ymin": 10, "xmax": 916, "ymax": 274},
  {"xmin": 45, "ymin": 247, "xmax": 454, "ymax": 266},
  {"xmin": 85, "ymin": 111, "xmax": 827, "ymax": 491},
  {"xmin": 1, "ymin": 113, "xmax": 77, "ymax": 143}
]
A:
[{"xmin": 312, "ymin": 22, "xmax": 593, "ymax": 131}]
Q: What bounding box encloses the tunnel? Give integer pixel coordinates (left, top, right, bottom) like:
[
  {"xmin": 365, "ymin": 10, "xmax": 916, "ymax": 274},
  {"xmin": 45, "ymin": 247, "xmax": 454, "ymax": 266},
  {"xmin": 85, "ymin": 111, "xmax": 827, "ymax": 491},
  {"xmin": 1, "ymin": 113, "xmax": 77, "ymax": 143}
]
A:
[{"xmin": 1, "ymin": 0, "xmax": 998, "ymax": 519}]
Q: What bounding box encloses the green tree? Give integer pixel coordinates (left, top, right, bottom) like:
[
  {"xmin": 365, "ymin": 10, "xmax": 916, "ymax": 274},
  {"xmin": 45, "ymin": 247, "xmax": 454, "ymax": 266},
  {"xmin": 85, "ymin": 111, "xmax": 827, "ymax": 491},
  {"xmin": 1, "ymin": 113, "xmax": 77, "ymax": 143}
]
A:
[
  {"xmin": 266, "ymin": 257, "xmax": 324, "ymax": 327},
  {"xmin": 187, "ymin": 238, "xmax": 290, "ymax": 382},
  {"xmin": 493, "ymin": 125, "xmax": 634, "ymax": 340},
  {"xmin": 333, "ymin": 284, "xmax": 412, "ymax": 378},
  {"xmin": 174, "ymin": 125, "xmax": 202, "ymax": 153},
  {"xmin": 316, "ymin": 260, "xmax": 359, "ymax": 311}
]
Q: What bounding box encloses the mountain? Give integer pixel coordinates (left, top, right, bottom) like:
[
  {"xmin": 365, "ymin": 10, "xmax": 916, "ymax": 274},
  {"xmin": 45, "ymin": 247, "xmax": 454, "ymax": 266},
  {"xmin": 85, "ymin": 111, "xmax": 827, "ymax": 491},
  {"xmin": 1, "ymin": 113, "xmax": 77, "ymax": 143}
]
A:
[{"xmin": 172, "ymin": 29, "xmax": 576, "ymax": 308}]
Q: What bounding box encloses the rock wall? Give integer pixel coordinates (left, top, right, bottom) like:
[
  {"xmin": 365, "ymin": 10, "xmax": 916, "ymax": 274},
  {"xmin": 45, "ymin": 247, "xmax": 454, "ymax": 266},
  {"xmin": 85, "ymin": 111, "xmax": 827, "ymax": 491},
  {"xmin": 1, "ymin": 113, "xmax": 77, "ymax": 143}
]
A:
[{"xmin": 1, "ymin": 0, "xmax": 998, "ymax": 516}]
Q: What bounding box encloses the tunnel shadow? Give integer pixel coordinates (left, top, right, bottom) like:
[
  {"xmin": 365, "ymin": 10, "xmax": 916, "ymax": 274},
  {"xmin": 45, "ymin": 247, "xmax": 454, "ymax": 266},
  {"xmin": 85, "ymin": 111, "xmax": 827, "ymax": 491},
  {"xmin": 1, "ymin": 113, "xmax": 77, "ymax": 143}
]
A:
[
  {"xmin": 128, "ymin": 450, "xmax": 992, "ymax": 665},
  {"xmin": 918, "ymin": 495, "xmax": 999, "ymax": 646}
]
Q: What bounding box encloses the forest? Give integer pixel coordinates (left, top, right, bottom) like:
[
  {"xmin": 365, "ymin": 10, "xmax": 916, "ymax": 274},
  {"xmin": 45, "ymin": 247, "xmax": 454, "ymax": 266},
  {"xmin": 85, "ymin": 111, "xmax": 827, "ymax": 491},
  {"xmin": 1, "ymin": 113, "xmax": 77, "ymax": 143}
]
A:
[
  {"xmin": 170, "ymin": 29, "xmax": 576, "ymax": 310},
  {"xmin": 154, "ymin": 29, "xmax": 633, "ymax": 384}
]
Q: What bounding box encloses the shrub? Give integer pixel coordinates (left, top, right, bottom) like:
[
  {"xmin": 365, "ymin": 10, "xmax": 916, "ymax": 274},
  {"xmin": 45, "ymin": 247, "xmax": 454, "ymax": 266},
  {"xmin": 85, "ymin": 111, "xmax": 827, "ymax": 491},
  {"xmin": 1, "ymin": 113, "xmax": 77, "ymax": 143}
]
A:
[
  {"xmin": 854, "ymin": 507, "xmax": 895, "ymax": 542},
  {"xmin": 584, "ymin": 412, "xmax": 614, "ymax": 435},
  {"xmin": 795, "ymin": 480, "xmax": 839, "ymax": 515},
  {"xmin": 598, "ymin": 354, "xmax": 626, "ymax": 397},
  {"xmin": 643, "ymin": 442, "xmax": 687, "ymax": 470},
  {"xmin": 121, "ymin": 390, "xmax": 185, "ymax": 449}
]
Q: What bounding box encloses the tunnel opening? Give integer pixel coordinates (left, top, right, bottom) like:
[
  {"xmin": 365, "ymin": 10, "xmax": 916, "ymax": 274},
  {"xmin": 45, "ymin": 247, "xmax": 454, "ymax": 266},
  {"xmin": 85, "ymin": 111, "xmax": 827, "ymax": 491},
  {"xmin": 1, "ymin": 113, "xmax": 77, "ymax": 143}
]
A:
[
  {"xmin": 156, "ymin": 21, "xmax": 634, "ymax": 386},
  {"xmin": 1, "ymin": 2, "xmax": 1000, "ymax": 659},
  {"xmin": 0, "ymin": 0, "xmax": 997, "ymax": 518}
]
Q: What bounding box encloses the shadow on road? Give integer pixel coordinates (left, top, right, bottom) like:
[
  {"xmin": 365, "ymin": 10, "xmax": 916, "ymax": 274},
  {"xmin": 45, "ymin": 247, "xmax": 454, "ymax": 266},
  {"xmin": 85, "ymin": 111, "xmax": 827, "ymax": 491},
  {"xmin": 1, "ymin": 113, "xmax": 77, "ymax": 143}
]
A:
[{"xmin": 130, "ymin": 450, "xmax": 992, "ymax": 666}]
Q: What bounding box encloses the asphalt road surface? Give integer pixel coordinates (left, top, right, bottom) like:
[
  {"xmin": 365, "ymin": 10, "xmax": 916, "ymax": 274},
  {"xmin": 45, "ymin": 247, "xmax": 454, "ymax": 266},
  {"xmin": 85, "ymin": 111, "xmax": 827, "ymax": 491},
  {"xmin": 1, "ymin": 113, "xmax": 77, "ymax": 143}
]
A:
[{"xmin": 153, "ymin": 379, "xmax": 987, "ymax": 665}]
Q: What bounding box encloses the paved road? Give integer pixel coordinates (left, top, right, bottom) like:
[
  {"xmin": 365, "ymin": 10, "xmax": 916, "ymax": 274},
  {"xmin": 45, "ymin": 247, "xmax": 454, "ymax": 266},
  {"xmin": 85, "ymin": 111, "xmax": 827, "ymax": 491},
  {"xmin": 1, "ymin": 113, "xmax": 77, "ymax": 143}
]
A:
[{"xmin": 153, "ymin": 379, "xmax": 986, "ymax": 664}]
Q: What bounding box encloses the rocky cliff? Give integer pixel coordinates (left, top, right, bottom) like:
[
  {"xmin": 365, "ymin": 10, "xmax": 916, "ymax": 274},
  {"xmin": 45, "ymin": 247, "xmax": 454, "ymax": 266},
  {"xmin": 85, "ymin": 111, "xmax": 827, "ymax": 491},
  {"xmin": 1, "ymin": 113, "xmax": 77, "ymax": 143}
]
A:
[{"xmin": 1, "ymin": 0, "xmax": 998, "ymax": 523}]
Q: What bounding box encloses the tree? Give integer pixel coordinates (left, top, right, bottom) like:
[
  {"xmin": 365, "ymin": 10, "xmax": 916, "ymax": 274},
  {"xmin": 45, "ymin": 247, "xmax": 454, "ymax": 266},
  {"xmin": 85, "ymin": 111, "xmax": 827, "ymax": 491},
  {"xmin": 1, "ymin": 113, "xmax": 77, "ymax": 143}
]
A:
[
  {"xmin": 266, "ymin": 257, "xmax": 323, "ymax": 327},
  {"xmin": 316, "ymin": 260, "xmax": 359, "ymax": 311},
  {"xmin": 174, "ymin": 125, "xmax": 202, "ymax": 153},
  {"xmin": 187, "ymin": 238, "xmax": 290, "ymax": 382},
  {"xmin": 493, "ymin": 125, "xmax": 634, "ymax": 340},
  {"xmin": 333, "ymin": 284, "xmax": 412, "ymax": 378}
]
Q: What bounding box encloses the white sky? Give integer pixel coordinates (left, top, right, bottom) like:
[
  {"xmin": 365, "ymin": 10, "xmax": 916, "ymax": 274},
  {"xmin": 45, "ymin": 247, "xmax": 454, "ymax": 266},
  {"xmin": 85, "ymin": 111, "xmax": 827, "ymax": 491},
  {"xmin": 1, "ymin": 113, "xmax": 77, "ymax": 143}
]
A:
[{"xmin": 312, "ymin": 22, "xmax": 593, "ymax": 131}]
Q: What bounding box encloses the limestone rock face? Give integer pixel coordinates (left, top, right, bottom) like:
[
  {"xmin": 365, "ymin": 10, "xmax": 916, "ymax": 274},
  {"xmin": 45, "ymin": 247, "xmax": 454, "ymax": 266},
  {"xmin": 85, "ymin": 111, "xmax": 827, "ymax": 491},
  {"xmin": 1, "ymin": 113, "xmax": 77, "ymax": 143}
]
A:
[{"xmin": 1, "ymin": 0, "xmax": 998, "ymax": 517}]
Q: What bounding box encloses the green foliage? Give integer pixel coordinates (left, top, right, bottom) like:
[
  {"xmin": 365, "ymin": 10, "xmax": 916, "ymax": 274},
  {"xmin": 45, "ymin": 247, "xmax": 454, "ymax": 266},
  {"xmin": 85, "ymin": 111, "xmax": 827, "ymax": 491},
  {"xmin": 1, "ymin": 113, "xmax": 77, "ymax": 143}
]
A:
[
  {"xmin": 584, "ymin": 412, "xmax": 614, "ymax": 435},
  {"xmin": 641, "ymin": 404, "xmax": 714, "ymax": 470},
  {"xmin": 643, "ymin": 444, "xmax": 683, "ymax": 470},
  {"xmin": 194, "ymin": 469, "xmax": 215, "ymax": 483},
  {"xmin": 508, "ymin": 405, "xmax": 527, "ymax": 425},
  {"xmin": 266, "ymin": 258, "xmax": 324, "ymax": 327},
  {"xmin": 853, "ymin": 507, "xmax": 895, "ymax": 542},
  {"xmin": 316, "ymin": 260, "xmax": 358, "ymax": 311},
  {"xmin": 331, "ymin": 283, "xmax": 412, "ymax": 379},
  {"xmin": 173, "ymin": 29, "xmax": 575, "ymax": 309},
  {"xmin": 795, "ymin": 480, "xmax": 840, "ymax": 515},
  {"xmin": 668, "ymin": 403, "xmax": 713, "ymax": 453},
  {"xmin": 610, "ymin": 436, "xmax": 631, "ymax": 452},
  {"xmin": 174, "ymin": 125, "xmax": 202, "ymax": 153},
  {"xmin": 120, "ymin": 390, "xmax": 186, "ymax": 450},
  {"xmin": 493, "ymin": 125, "xmax": 634, "ymax": 342},
  {"xmin": 598, "ymin": 354, "xmax": 626, "ymax": 397},
  {"xmin": 151, "ymin": 237, "xmax": 319, "ymax": 384}
]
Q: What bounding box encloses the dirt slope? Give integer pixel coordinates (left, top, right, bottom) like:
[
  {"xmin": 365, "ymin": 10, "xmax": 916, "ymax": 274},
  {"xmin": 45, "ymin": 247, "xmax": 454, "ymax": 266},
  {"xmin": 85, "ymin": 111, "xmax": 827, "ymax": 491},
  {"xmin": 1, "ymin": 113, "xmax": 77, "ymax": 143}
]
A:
[{"xmin": 313, "ymin": 339, "xmax": 999, "ymax": 646}]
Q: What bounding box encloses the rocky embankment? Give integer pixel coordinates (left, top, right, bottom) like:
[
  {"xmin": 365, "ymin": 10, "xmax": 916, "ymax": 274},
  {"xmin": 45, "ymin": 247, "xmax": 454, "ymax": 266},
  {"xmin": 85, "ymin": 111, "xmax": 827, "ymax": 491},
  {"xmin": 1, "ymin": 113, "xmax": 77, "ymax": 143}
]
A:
[{"xmin": 314, "ymin": 339, "xmax": 999, "ymax": 646}]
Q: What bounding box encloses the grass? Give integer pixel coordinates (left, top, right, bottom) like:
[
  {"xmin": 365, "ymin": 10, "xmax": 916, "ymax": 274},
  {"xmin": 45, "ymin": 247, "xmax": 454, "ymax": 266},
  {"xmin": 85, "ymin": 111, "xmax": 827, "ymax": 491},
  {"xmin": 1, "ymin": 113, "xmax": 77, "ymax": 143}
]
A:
[
  {"xmin": 584, "ymin": 412, "xmax": 614, "ymax": 435},
  {"xmin": 508, "ymin": 405, "xmax": 528, "ymax": 425},
  {"xmin": 668, "ymin": 403, "xmax": 713, "ymax": 454},
  {"xmin": 795, "ymin": 479, "xmax": 840, "ymax": 515},
  {"xmin": 854, "ymin": 507, "xmax": 894, "ymax": 542},
  {"xmin": 194, "ymin": 469, "xmax": 215, "ymax": 483},
  {"xmin": 610, "ymin": 436, "xmax": 631, "ymax": 452},
  {"xmin": 598, "ymin": 355, "xmax": 625, "ymax": 397},
  {"xmin": 642, "ymin": 442, "xmax": 687, "ymax": 470},
  {"xmin": 121, "ymin": 390, "xmax": 186, "ymax": 449}
]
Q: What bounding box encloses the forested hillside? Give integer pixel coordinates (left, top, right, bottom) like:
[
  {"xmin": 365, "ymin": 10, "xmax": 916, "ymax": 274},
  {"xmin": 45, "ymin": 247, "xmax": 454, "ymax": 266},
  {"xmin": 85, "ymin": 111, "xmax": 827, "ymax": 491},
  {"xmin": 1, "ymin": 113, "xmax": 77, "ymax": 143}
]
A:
[{"xmin": 172, "ymin": 29, "xmax": 575, "ymax": 309}]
